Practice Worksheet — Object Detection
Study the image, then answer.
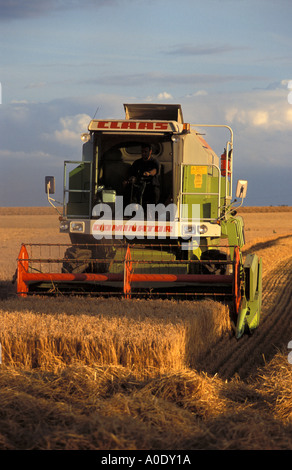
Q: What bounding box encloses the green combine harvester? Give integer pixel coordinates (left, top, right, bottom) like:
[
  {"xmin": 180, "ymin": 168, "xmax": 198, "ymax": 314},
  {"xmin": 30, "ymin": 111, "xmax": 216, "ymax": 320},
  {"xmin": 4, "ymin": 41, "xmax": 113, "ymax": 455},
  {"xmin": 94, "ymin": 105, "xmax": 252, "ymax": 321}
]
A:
[{"xmin": 16, "ymin": 104, "xmax": 262, "ymax": 338}]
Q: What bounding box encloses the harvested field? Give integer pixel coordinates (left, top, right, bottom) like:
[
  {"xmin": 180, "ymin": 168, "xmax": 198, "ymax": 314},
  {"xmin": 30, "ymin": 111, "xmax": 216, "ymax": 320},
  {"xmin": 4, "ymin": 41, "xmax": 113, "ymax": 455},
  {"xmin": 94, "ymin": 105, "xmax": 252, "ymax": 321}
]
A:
[{"xmin": 0, "ymin": 206, "xmax": 292, "ymax": 451}]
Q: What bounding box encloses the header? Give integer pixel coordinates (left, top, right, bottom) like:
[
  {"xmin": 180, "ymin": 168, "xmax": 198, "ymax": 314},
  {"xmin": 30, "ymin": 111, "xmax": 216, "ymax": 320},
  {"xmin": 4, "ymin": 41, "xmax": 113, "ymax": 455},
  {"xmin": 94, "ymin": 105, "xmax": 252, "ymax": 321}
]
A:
[{"xmin": 88, "ymin": 120, "xmax": 180, "ymax": 132}]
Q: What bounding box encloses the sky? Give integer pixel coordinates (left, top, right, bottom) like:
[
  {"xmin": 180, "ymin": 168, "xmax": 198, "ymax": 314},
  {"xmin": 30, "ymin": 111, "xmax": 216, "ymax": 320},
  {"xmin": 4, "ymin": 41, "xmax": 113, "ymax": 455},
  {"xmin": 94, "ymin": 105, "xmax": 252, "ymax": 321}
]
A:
[{"xmin": 0, "ymin": 0, "xmax": 291, "ymax": 207}]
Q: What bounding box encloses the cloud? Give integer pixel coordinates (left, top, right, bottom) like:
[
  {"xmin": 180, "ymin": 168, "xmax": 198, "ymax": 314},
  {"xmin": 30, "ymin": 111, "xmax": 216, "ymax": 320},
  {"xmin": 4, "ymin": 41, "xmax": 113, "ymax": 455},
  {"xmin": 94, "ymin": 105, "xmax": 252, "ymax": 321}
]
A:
[
  {"xmin": 145, "ymin": 92, "xmax": 174, "ymax": 101},
  {"xmin": 0, "ymin": 0, "xmax": 118, "ymax": 20},
  {"xmin": 186, "ymin": 90, "xmax": 208, "ymax": 97},
  {"xmin": 165, "ymin": 44, "xmax": 249, "ymax": 56},
  {"xmin": 25, "ymin": 82, "xmax": 47, "ymax": 89},
  {"xmin": 0, "ymin": 149, "xmax": 53, "ymax": 160},
  {"xmin": 157, "ymin": 92, "xmax": 173, "ymax": 101},
  {"xmin": 224, "ymin": 90, "xmax": 291, "ymax": 131},
  {"xmin": 0, "ymin": 91, "xmax": 291, "ymax": 206},
  {"xmin": 83, "ymin": 72, "xmax": 265, "ymax": 89},
  {"xmin": 225, "ymin": 107, "xmax": 272, "ymax": 127},
  {"xmin": 178, "ymin": 87, "xmax": 292, "ymax": 178},
  {"xmin": 52, "ymin": 113, "xmax": 92, "ymax": 147},
  {"xmin": 0, "ymin": 0, "xmax": 55, "ymax": 19},
  {"xmin": 257, "ymin": 79, "xmax": 292, "ymax": 91}
]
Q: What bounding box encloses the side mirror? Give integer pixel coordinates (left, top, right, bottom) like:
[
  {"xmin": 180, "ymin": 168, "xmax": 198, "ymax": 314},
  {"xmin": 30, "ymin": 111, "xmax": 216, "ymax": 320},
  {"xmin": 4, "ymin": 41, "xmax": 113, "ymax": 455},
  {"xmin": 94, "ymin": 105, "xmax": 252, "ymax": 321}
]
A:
[
  {"xmin": 45, "ymin": 176, "xmax": 55, "ymax": 194},
  {"xmin": 236, "ymin": 179, "xmax": 248, "ymax": 199}
]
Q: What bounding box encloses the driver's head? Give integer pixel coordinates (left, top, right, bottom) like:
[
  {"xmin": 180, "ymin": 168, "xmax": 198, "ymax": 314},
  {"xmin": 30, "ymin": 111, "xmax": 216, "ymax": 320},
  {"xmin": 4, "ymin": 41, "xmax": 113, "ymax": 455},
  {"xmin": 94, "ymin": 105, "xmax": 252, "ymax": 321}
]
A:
[{"xmin": 141, "ymin": 144, "xmax": 152, "ymax": 160}]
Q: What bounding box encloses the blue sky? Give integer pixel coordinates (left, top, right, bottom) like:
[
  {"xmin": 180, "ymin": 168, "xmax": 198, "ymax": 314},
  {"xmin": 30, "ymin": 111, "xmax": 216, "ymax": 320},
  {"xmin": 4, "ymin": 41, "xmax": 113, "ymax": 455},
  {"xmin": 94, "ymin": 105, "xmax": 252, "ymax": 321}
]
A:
[{"xmin": 0, "ymin": 0, "xmax": 291, "ymax": 207}]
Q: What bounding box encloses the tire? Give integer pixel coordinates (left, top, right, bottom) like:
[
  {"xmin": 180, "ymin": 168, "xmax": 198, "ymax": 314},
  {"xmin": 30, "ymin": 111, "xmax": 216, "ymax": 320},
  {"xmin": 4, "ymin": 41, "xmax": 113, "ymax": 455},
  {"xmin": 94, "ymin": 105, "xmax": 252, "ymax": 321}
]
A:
[
  {"xmin": 62, "ymin": 246, "xmax": 92, "ymax": 274},
  {"xmin": 200, "ymin": 249, "xmax": 228, "ymax": 275}
]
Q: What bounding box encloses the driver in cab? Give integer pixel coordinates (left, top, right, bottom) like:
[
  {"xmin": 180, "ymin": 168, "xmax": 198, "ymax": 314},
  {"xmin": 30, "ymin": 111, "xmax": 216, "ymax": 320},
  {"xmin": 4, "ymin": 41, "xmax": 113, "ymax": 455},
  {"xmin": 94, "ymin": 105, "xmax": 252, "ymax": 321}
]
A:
[{"xmin": 124, "ymin": 143, "xmax": 160, "ymax": 206}]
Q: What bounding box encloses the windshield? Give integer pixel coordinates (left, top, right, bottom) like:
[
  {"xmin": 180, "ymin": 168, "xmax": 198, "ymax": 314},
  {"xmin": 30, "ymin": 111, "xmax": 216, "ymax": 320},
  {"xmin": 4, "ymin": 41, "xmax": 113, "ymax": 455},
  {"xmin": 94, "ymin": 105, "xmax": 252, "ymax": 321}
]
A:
[{"xmin": 95, "ymin": 135, "xmax": 173, "ymax": 206}]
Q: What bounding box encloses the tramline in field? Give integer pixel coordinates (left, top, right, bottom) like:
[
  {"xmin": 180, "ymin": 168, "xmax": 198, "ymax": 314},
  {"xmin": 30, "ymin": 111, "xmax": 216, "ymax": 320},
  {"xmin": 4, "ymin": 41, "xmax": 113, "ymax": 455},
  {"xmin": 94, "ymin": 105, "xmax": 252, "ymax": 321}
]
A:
[{"xmin": 16, "ymin": 103, "xmax": 262, "ymax": 338}]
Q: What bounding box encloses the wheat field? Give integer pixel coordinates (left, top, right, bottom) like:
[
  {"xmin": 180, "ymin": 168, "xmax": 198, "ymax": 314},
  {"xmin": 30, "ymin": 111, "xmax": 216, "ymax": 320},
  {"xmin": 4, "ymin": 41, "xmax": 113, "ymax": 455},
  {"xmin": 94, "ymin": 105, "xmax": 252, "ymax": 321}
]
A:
[{"xmin": 0, "ymin": 206, "xmax": 292, "ymax": 451}]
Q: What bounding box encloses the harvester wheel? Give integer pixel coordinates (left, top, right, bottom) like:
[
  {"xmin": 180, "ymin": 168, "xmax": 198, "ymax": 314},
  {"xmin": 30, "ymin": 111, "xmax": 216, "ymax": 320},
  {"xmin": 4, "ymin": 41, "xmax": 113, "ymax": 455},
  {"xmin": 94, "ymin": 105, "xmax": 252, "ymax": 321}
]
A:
[
  {"xmin": 200, "ymin": 249, "xmax": 228, "ymax": 275},
  {"xmin": 62, "ymin": 246, "xmax": 92, "ymax": 274}
]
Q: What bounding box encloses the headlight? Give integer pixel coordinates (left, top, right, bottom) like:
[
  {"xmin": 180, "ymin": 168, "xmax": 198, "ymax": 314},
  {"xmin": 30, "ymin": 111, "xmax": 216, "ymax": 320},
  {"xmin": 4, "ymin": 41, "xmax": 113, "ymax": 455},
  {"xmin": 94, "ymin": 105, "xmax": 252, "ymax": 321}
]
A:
[
  {"xmin": 70, "ymin": 222, "xmax": 85, "ymax": 233},
  {"xmin": 81, "ymin": 133, "xmax": 90, "ymax": 142},
  {"xmin": 183, "ymin": 225, "xmax": 196, "ymax": 235},
  {"xmin": 198, "ymin": 224, "xmax": 208, "ymax": 234},
  {"xmin": 60, "ymin": 221, "xmax": 69, "ymax": 231}
]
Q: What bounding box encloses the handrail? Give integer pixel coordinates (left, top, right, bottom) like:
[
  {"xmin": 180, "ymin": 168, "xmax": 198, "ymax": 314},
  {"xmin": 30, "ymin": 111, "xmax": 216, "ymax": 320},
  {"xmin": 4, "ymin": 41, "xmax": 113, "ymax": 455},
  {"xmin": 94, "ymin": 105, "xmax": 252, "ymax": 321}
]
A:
[{"xmin": 190, "ymin": 124, "xmax": 233, "ymax": 205}]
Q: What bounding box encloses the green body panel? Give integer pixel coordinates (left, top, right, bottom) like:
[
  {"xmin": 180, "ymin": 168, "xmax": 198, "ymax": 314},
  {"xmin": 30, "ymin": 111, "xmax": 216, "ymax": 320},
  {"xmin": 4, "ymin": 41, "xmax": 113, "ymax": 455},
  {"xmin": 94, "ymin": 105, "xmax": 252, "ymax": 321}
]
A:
[
  {"xmin": 181, "ymin": 194, "xmax": 217, "ymax": 219},
  {"xmin": 215, "ymin": 215, "xmax": 262, "ymax": 338},
  {"xmin": 182, "ymin": 165, "xmax": 219, "ymax": 219},
  {"xmin": 236, "ymin": 255, "xmax": 262, "ymax": 338},
  {"xmin": 244, "ymin": 253, "xmax": 262, "ymax": 302},
  {"xmin": 181, "ymin": 165, "xmax": 231, "ymax": 220},
  {"xmin": 221, "ymin": 215, "xmax": 245, "ymax": 252},
  {"xmin": 107, "ymin": 247, "xmax": 188, "ymax": 275}
]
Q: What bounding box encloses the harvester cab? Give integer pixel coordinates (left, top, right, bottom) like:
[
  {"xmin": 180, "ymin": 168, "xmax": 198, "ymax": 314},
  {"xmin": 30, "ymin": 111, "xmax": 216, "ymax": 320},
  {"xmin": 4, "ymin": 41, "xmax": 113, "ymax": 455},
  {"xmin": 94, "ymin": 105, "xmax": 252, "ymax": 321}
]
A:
[{"xmin": 17, "ymin": 103, "xmax": 262, "ymax": 338}]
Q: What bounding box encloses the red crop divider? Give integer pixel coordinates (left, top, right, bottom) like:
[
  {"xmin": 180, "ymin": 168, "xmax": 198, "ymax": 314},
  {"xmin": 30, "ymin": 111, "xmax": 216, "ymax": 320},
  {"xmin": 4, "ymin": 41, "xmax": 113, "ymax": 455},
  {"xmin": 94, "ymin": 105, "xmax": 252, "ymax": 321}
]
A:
[
  {"xmin": 17, "ymin": 244, "xmax": 29, "ymax": 297},
  {"xmin": 123, "ymin": 244, "xmax": 133, "ymax": 299}
]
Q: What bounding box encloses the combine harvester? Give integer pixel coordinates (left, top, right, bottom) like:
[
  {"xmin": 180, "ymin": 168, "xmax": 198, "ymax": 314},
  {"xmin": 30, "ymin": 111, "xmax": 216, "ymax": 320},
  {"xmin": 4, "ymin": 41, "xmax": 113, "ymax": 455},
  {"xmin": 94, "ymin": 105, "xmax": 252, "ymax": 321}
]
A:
[{"xmin": 16, "ymin": 104, "xmax": 262, "ymax": 338}]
